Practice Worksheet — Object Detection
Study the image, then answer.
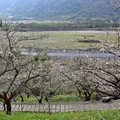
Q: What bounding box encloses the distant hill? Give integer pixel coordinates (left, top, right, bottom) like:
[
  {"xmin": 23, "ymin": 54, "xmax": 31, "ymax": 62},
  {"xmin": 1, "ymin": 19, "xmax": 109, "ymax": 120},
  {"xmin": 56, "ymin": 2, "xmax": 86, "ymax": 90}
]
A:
[
  {"xmin": 0, "ymin": 0, "xmax": 119, "ymax": 21},
  {"xmin": 0, "ymin": 0, "xmax": 16, "ymax": 11}
]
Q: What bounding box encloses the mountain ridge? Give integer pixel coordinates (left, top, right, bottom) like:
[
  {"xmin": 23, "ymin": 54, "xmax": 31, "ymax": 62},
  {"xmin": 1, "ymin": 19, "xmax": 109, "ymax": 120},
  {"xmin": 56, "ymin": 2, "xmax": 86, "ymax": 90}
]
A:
[{"xmin": 0, "ymin": 0, "xmax": 119, "ymax": 21}]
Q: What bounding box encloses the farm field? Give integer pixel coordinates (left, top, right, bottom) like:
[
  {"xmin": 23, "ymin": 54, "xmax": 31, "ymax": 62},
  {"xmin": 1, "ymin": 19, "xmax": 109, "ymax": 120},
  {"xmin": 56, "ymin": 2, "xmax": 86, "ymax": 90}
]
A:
[
  {"xmin": 0, "ymin": 110, "xmax": 120, "ymax": 120},
  {"xmin": 19, "ymin": 30, "xmax": 117, "ymax": 49}
]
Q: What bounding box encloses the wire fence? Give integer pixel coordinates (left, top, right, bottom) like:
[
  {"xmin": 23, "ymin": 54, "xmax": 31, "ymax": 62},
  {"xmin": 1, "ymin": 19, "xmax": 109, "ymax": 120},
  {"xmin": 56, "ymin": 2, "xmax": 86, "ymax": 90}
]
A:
[{"xmin": 0, "ymin": 100, "xmax": 120, "ymax": 113}]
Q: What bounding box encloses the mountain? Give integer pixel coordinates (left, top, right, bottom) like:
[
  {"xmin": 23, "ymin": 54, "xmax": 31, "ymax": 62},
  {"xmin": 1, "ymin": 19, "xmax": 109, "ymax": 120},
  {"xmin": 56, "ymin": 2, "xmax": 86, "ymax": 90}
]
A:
[
  {"xmin": 0, "ymin": 0, "xmax": 119, "ymax": 21},
  {"xmin": 0, "ymin": 0, "xmax": 16, "ymax": 11}
]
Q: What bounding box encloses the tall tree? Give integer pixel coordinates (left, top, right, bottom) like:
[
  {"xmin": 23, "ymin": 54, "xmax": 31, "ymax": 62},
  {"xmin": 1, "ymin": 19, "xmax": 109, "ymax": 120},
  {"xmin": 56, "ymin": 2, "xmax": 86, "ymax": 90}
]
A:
[{"xmin": 0, "ymin": 22, "xmax": 48, "ymax": 115}]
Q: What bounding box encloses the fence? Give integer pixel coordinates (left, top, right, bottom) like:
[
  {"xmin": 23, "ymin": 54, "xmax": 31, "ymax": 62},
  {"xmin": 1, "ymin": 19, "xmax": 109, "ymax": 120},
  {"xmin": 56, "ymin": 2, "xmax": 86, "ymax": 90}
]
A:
[{"xmin": 0, "ymin": 100, "xmax": 120, "ymax": 113}]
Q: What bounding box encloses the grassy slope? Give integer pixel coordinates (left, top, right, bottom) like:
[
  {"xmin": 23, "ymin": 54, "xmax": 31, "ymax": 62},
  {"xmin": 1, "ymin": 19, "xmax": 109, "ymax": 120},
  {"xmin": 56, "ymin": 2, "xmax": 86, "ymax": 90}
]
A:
[{"xmin": 1, "ymin": 110, "xmax": 120, "ymax": 120}]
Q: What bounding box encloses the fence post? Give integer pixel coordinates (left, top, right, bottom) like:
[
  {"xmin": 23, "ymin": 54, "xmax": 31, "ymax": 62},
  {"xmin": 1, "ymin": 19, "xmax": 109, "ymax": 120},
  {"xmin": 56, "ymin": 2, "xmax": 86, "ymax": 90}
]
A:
[
  {"xmin": 20, "ymin": 102, "xmax": 23, "ymax": 112},
  {"xmin": 48, "ymin": 102, "xmax": 51, "ymax": 114}
]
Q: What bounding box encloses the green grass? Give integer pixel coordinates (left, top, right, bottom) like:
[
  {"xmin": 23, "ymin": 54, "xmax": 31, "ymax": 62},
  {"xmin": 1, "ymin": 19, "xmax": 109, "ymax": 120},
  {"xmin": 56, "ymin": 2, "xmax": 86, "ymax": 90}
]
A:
[
  {"xmin": 51, "ymin": 94, "xmax": 82, "ymax": 103},
  {"xmin": 16, "ymin": 96, "xmax": 37, "ymax": 103},
  {"xmin": 15, "ymin": 93, "xmax": 98, "ymax": 103},
  {"xmin": 19, "ymin": 31, "xmax": 117, "ymax": 49},
  {"xmin": 1, "ymin": 110, "xmax": 120, "ymax": 120},
  {"xmin": 16, "ymin": 94, "xmax": 82, "ymax": 103}
]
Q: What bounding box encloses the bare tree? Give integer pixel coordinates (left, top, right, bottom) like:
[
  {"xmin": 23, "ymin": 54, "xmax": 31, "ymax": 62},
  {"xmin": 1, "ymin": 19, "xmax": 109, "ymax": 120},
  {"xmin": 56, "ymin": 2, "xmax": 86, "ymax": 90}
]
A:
[
  {"xmin": 85, "ymin": 32, "xmax": 120, "ymax": 101},
  {"xmin": 85, "ymin": 0, "xmax": 120, "ymax": 101},
  {"xmin": 106, "ymin": 0, "xmax": 120, "ymax": 26},
  {"xmin": 0, "ymin": 22, "xmax": 48, "ymax": 114},
  {"xmin": 22, "ymin": 61, "xmax": 61, "ymax": 114},
  {"xmin": 87, "ymin": 58, "xmax": 120, "ymax": 101},
  {"xmin": 59, "ymin": 59, "xmax": 95, "ymax": 101}
]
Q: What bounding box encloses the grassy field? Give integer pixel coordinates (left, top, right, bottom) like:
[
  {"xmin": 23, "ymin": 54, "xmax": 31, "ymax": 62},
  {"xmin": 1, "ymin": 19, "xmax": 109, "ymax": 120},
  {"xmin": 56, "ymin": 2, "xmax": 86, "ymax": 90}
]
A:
[
  {"xmin": 1, "ymin": 110, "xmax": 120, "ymax": 120},
  {"xmin": 19, "ymin": 31, "xmax": 117, "ymax": 49}
]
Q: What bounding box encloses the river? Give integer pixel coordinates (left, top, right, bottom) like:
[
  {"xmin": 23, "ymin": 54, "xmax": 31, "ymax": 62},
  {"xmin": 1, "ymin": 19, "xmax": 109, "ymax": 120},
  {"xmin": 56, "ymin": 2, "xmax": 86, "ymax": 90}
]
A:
[
  {"xmin": 0, "ymin": 47, "xmax": 119, "ymax": 61},
  {"xmin": 20, "ymin": 48, "xmax": 119, "ymax": 61},
  {"xmin": 47, "ymin": 51, "xmax": 119, "ymax": 61}
]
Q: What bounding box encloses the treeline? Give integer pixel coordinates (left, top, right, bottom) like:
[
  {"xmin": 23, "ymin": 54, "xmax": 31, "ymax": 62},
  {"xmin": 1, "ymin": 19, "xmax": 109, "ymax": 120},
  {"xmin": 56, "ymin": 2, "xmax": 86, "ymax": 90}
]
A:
[{"xmin": 18, "ymin": 21, "xmax": 120, "ymax": 31}]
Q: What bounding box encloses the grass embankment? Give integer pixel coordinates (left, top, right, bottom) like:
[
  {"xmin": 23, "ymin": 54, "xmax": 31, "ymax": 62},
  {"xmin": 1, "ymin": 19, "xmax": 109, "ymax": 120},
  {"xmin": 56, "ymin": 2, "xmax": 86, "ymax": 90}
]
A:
[
  {"xmin": 1, "ymin": 110, "xmax": 120, "ymax": 120},
  {"xmin": 19, "ymin": 31, "xmax": 117, "ymax": 49}
]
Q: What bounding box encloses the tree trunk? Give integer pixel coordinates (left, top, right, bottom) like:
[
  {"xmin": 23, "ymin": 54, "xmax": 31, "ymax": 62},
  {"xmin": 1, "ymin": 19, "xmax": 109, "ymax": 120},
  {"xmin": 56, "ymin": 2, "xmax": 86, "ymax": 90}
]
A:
[
  {"xmin": 38, "ymin": 95, "xmax": 43, "ymax": 103},
  {"xmin": 6, "ymin": 100, "xmax": 11, "ymax": 115},
  {"xmin": 20, "ymin": 96, "xmax": 24, "ymax": 102},
  {"xmin": 85, "ymin": 96, "xmax": 91, "ymax": 101}
]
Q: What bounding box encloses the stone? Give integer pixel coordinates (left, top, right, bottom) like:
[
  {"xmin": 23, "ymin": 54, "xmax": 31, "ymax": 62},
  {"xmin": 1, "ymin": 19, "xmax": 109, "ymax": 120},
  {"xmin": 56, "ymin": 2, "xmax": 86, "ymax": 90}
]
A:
[{"xmin": 101, "ymin": 96, "xmax": 111, "ymax": 103}]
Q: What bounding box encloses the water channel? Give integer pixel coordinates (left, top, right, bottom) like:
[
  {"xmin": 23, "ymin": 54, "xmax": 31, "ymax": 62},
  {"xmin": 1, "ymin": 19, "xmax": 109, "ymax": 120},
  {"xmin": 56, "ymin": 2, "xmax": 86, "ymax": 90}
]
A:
[
  {"xmin": 20, "ymin": 48, "xmax": 119, "ymax": 61},
  {"xmin": 47, "ymin": 51, "xmax": 119, "ymax": 61}
]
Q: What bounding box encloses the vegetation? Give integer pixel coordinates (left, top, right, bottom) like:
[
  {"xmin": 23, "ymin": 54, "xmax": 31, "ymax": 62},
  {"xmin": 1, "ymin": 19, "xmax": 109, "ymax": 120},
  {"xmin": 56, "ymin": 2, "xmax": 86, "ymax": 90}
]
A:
[
  {"xmin": 0, "ymin": 21, "xmax": 53, "ymax": 115},
  {"xmin": 0, "ymin": 20, "xmax": 120, "ymax": 115},
  {"xmin": 0, "ymin": 110, "xmax": 120, "ymax": 120},
  {"xmin": 0, "ymin": 0, "xmax": 120, "ymax": 117},
  {"xmin": 18, "ymin": 21, "xmax": 120, "ymax": 31},
  {"xmin": 16, "ymin": 94, "xmax": 82, "ymax": 103},
  {"xmin": 19, "ymin": 30, "xmax": 117, "ymax": 49}
]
